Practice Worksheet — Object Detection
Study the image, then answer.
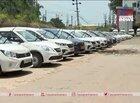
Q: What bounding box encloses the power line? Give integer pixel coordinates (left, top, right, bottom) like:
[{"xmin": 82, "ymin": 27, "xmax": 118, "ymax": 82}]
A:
[{"xmin": 72, "ymin": 0, "xmax": 81, "ymax": 28}]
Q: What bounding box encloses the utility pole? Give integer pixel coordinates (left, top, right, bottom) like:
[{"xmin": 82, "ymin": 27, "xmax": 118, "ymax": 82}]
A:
[
  {"xmin": 72, "ymin": 0, "xmax": 81, "ymax": 28},
  {"xmin": 45, "ymin": 10, "xmax": 47, "ymax": 22},
  {"xmin": 66, "ymin": 14, "xmax": 69, "ymax": 27},
  {"xmin": 71, "ymin": 16, "xmax": 73, "ymax": 26}
]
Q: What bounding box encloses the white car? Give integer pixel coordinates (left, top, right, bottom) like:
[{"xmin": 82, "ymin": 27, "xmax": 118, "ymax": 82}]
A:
[
  {"xmin": 81, "ymin": 30, "xmax": 108, "ymax": 49},
  {"xmin": 0, "ymin": 27, "xmax": 62, "ymax": 68},
  {"xmin": 19, "ymin": 27, "xmax": 74, "ymax": 59},
  {"xmin": 112, "ymin": 32, "xmax": 132, "ymax": 41},
  {"xmin": 61, "ymin": 29, "xmax": 94, "ymax": 52},
  {"xmin": 0, "ymin": 32, "xmax": 33, "ymax": 74},
  {"xmin": 71, "ymin": 30, "xmax": 107, "ymax": 50}
]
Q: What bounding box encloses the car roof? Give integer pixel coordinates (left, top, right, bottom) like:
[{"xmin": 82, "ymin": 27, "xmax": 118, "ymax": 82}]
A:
[{"xmin": 0, "ymin": 27, "xmax": 41, "ymax": 32}]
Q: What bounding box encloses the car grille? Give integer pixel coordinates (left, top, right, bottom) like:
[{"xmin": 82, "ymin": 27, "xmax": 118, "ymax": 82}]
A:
[
  {"xmin": 16, "ymin": 52, "xmax": 31, "ymax": 58},
  {"xmin": 54, "ymin": 48, "xmax": 61, "ymax": 52},
  {"xmin": 67, "ymin": 44, "xmax": 74, "ymax": 48},
  {"xmin": 92, "ymin": 42, "xmax": 96, "ymax": 45},
  {"xmin": 49, "ymin": 55, "xmax": 62, "ymax": 60},
  {"xmin": 96, "ymin": 41, "xmax": 100, "ymax": 44}
]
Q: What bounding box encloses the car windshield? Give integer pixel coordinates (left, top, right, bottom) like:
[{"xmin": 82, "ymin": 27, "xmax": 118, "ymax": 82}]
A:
[
  {"xmin": 0, "ymin": 32, "xmax": 11, "ymax": 44},
  {"xmin": 98, "ymin": 32, "xmax": 109, "ymax": 37},
  {"xmin": 46, "ymin": 29, "xmax": 60, "ymax": 36},
  {"xmin": 58, "ymin": 31, "xmax": 73, "ymax": 39},
  {"xmin": 37, "ymin": 30, "xmax": 58, "ymax": 39},
  {"xmin": 102, "ymin": 32, "xmax": 113, "ymax": 37},
  {"xmin": 81, "ymin": 32, "xmax": 92, "ymax": 37},
  {"xmin": 17, "ymin": 30, "xmax": 44, "ymax": 42},
  {"xmin": 73, "ymin": 31, "xmax": 90, "ymax": 38},
  {"xmin": 89, "ymin": 31, "xmax": 100, "ymax": 37}
]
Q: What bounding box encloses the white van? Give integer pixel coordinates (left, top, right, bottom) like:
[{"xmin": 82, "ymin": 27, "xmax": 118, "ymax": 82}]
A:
[
  {"xmin": 0, "ymin": 32, "xmax": 33, "ymax": 74},
  {"xmin": 0, "ymin": 27, "xmax": 62, "ymax": 68}
]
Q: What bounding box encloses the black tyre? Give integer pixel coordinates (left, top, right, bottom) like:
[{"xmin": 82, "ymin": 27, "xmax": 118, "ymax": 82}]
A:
[
  {"xmin": 32, "ymin": 52, "xmax": 43, "ymax": 68},
  {"xmin": 74, "ymin": 53, "xmax": 79, "ymax": 56},
  {"xmin": 0, "ymin": 66, "xmax": 3, "ymax": 75},
  {"xmin": 63, "ymin": 57, "xmax": 67, "ymax": 60}
]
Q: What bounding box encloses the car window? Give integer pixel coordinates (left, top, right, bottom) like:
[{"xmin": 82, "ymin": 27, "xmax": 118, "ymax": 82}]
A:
[
  {"xmin": 17, "ymin": 30, "xmax": 44, "ymax": 42},
  {"xmin": 27, "ymin": 30, "xmax": 45, "ymax": 41},
  {"xmin": 58, "ymin": 31, "xmax": 73, "ymax": 40},
  {"xmin": 0, "ymin": 31, "xmax": 23, "ymax": 43},
  {"xmin": 82, "ymin": 32, "xmax": 91, "ymax": 37},
  {"xmin": 0, "ymin": 33, "xmax": 11, "ymax": 44},
  {"xmin": 37, "ymin": 30, "xmax": 58, "ymax": 39}
]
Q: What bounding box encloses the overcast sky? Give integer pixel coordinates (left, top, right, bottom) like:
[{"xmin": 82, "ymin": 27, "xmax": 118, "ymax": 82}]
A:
[{"xmin": 38, "ymin": 0, "xmax": 110, "ymax": 25}]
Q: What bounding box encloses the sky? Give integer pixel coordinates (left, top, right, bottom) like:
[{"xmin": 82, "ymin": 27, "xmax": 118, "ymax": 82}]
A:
[{"xmin": 38, "ymin": 0, "xmax": 110, "ymax": 25}]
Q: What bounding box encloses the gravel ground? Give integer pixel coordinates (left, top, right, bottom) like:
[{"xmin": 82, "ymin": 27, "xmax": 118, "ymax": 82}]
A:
[{"xmin": 0, "ymin": 37, "xmax": 140, "ymax": 103}]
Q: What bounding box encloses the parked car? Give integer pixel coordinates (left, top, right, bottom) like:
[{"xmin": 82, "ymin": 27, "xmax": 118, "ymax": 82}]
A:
[
  {"xmin": 0, "ymin": 32, "xmax": 33, "ymax": 74},
  {"xmin": 90, "ymin": 31, "xmax": 118, "ymax": 46},
  {"xmin": 78, "ymin": 30, "xmax": 108, "ymax": 49},
  {"xmin": 43, "ymin": 28, "xmax": 85, "ymax": 55},
  {"xmin": 117, "ymin": 32, "xmax": 133, "ymax": 39},
  {"xmin": 22, "ymin": 27, "xmax": 75, "ymax": 58},
  {"xmin": 56, "ymin": 29, "xmax": 94, "ymax": 52},
  {"xmin": 69, "ymin": 30, "xmax": 108, "ymax": 50},
  {"xmin": 100, "ymin": 32, "xmax": 121, "ymax": 43},
  {"xmin": 0, "ymin": 27, "xmax": 62, "ymax": 68}
]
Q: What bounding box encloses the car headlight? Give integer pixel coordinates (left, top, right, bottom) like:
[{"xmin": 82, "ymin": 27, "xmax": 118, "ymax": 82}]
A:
[
  {"xmin": 55, "ymin": 42, "xmax": 67, "ymax": 46},
  {"xmin": 1, "ymin": 50, "xmax": 17, "ymax": 58}
]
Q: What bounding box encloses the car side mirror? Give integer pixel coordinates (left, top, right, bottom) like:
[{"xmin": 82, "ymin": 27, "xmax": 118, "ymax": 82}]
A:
[{"xmin": 14, "ymin": 37, "xmax": 23, "ymax": 43}]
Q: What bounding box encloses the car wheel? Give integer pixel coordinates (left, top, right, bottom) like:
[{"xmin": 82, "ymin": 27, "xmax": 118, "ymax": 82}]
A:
[
  {"xmin": 74, "ymin": 53, "xmax": 79, "ymax": 56},
  {"xmin": 32, "ymin": 53, "xmax": 43, "ymax": 68},
  {"xmin": 63, "ymin": 57, "xmax": 67, "ymax": 60},
  {"xmin": 0, "ymin": 66, "xmax": 3, "ymax": 75}
]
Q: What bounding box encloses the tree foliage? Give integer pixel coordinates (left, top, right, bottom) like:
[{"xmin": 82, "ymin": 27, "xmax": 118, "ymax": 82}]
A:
[
  {"xmin": 0, "ymin": 0, "xmax": 41, "ymax": 22},
  {"xmin": 109, "ymin": 0, "xmax": 123, "ymax": 13},
  {"xmin": 50, "ymin": 18, "xmax": 65, "ymax": 28}
]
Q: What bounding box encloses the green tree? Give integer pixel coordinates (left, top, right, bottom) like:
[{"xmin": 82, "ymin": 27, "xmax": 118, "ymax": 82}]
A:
[
  {"xmin": 109, "ymin": 0, "xmax": 122, "ymax": 13},
  {"xmin": 50, "ymin": 17, "xmax": 65, "ymax": 28},
  {"xmin": 0, "ymin": 0, "xmax": 41, "ymax": 22}
]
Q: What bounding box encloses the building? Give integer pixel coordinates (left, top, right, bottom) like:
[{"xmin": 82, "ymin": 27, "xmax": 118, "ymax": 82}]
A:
[
  {"xmin": 123, "ymin": 0, "xmax": 137, "ymax": 8},
  {"xmin": 116, "ymin": 0, "xmax": 139, "ymax": 33}
]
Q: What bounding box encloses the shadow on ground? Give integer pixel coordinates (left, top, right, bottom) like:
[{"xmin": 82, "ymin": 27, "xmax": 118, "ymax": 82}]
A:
[
  {"xmin": 98, "ymin": 49, "xmax": 140, "ymax": 55},
  {"xmin": 70, "ymin": 54, "xmax": 84, "ymax": 58},
  {"xmin": 40, "ymin": 63, "xmax": 62, "ymax": 68},
  {"xmin": 59, "ymin": 58, "xmax": 73, "ymax": 62},
  {"xmin": 0, "ymin": 71, "xmax": 32, "ymax": 79}
]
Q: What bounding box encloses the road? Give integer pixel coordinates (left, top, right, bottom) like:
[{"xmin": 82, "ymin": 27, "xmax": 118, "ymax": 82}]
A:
[{"xmin": 0, "ymin": 37, "xmax": 140, "ymax": 103}]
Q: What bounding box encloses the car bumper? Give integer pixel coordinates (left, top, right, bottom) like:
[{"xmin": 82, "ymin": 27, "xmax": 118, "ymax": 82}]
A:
[
  {"xmin": 1, "ymin": 56, "xmax": 33, "ymax": 72},
  {"xmin": 42, "ymin": 51, "xmax": 62, "ymax": 63}
]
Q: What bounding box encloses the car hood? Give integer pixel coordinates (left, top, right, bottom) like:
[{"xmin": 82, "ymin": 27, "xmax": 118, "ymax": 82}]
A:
[
  {"xmin": 91, "ymin": 37, "xmax": 107, "ymax": 41},
  {"xmin": 77, "ymin": 37, "xmax": 100, "ymax": 42},
  {"xmin": 29, "ymin": 41, "xmax": 60, "ymax": 48},
  {"xmin": 70, "ymin": 38, "xmax": 84, "ymax": 43},
  {"xmin": 0, "ymin": 44, "xmax": 30, "ymax": 53},
  {"xmin": 48, "ymin": 39, "xmax": 73, "ymax": 44}
]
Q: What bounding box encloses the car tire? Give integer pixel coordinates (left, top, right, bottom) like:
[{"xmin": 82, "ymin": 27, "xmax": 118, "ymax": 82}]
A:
[
  {"xmin": 0, "ymin": 66, "xmax": 3, "ymax": 75},
  {"xmin": 63, "ymin": 57, "xmax": 67, "ymax": 60},
  {"xmin": 32, "ymin": 53, "xmax": 43, "ymax": 68},
  {"xmin": 74, "ymin": 53, "xmax": 79, "ymax": 56}
]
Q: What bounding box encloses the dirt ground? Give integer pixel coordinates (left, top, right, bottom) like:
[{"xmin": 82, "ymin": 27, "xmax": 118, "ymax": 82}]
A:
[{"xmin": 0, "ymin": 37, "xmax": 140, "ymax": 103}]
